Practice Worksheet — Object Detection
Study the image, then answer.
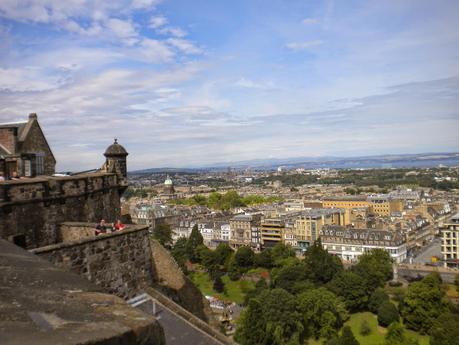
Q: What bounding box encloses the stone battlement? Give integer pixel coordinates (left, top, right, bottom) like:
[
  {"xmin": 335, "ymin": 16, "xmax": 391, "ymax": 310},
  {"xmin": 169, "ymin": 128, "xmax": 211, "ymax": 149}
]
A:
[
  {"xmin": 31, "ymin": 224, "xmax": 155, "ymax": 299},
  {"xmin": 0, "ymin": 172, "xmax": 125, "ymax": 248},
  {"xmin": 0, "ymin": 172, "xmax": 119, "ymax": 204}
]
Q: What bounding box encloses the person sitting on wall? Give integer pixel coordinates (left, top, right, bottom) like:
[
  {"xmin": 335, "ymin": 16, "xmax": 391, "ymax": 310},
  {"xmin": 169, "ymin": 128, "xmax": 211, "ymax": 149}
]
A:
[
  {"xmin": 10, "ymin": 171, "xmax": 20, "ymax": 180},
  {"xmin": 95, "ymin": 219, "xmax": 107, "ymax": 235},
  {"xmin": 114, "ymin": 219, "xmax": 125, "ymax": 231}
]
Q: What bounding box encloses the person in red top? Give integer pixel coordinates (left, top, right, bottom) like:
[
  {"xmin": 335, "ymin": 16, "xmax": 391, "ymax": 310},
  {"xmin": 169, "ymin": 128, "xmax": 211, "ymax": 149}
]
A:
[{"xmin": 114, "ymin": 219, "xmax": 125, "ymax": 231}]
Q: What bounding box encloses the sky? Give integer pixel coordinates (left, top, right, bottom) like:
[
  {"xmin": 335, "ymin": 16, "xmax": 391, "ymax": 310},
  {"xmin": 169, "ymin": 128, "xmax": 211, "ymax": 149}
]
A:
[{"xmin": 0, "ymin": 0, "xmax": 458, "ymax": 171}]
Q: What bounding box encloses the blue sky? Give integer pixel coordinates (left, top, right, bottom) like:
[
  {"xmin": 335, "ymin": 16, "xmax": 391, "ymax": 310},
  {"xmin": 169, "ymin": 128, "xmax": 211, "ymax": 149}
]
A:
[{"xmin": 0, "ymin": 0, "xmax": 458, "ymax": 170}]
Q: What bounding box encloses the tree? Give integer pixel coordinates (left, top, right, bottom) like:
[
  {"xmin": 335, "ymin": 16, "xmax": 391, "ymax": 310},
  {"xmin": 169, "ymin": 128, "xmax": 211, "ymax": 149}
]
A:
[
  {"xmin": 244, "ymin": 278, "xmax": 268, "ymax": 305},
  {"xmin": 377, "ymin": 301, "xmax": 399, "ymax": 327},
  {"xmin": 401, "ymin": 273, "xmax": 449, "ymax": 333},
  {"xmin": 455, "ymin": 274, "xmax": 459, "ymax": 293},
  {"xmin": 152, "ymin": 223, "xmax": 173, "ymax": 247},
  {"xmin": 304, "ymin": 240, "xmax": 343, "ymax": 285},
  {"xmin": 235, "ymin": 299, "xmax": 267, "ymax": 345},
  {"xmin": 186, "ymin": 224, "xmax": 203, "ymax": 262},
  {"xmin": 382, "ymin": 322, "xmax": 421, "ymax": 345},
  {"xmin": 213, "ymin": 275, "xmax": 225, "ymax": 293},
  {"xmin": 259, "ymin": 288, "xmax": 303, "ymax": 345},
  {"xmin": 254, "ymin": 248, "xmax": 274, "ymax": 269},
  {"xmin": 214, "ymin": 243, "xmax": 233, "ymax": 266},
  {"xmin": 271, "ymin": 242, "xmax": 296, "ymax": 264},
  {"xmin": 328, "ymin": 271, "xmax": 368, "ymax": 312},
  {"xmin": 227, "ymin": 255, "xmax": 242, "ymax": 281},
  {"xmin": 297, "ymin": 288, "xmax": 349, "ymax": 340},
  {"xmin": 339, "ymin": 326, "xmax": 359, "ymax": 345},
  {"xmin": 360, "ymin": 320, "xmax": 371, "ymax": 336},
  {"xmin": 272, "ymin": 263, "xmax": 311, "ymax": 294},
  {"xmin": 196, "ymin": 244, "xmax": 215, "ymax": 268},
  {"xmin": 430, "ymin": 313, "xmax": 459, "ymax": 345},
  {"xmin": 234, "ymin": 246, "xmax": 255, "ymax": 270},
  {"xmin": 352, "ymin": 249, "xmax": 393, "ymax": 294},
  {"xmin": 368, "ymin": 288, "xmax": 390, "ymax": 313},
  {"xmin": 171, "ymin": 237, "xmax": 188, "ymax": 270}
]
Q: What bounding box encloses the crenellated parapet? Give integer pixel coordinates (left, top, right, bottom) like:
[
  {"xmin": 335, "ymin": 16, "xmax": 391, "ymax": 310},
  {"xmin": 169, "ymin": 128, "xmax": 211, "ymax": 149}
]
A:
[{"xmin": 0, "ymin": 172, "xmax": 125, "ymax": 248}]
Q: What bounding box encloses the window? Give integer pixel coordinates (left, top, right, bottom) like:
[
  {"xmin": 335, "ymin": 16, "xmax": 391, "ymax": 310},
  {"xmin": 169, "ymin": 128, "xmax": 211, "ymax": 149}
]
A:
[{"xmin": 35, "ymin": 152, "xmax": 45, "ymax": 175}]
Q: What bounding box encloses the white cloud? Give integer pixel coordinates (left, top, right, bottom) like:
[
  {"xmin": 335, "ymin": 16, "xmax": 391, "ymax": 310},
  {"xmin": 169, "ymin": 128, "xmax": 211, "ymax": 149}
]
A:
[
  {"xmin": 167, "ymin": 38, "xmax": 202, "ymax": 54},
  {"xmin": 149, "ymin": 15, "xmax": 167, "ymax": 29},
  {"xmin": 285, "ymin": 40, "xmax": 323, "ymax": 51},
  {"xmin": 139, "ymin": 38, "xmax": 175, "ymax": 62},
  {"xmin": 106, "ymin": 18, "xmax": 138, "ymax": 45},
  {"xmin": 0, "ymin": 67, "xmax": 66, "ymax": 92},
  {"xmin": 302, "ymin": 18, "xmax": 318, "ymax": 25},
  {"xmin": 131, "ymin": 0, "xmax": 162, "ymax": 9},
  {"xmin": 234, "ymin": 78, "xmax": 275, "ymax": 90},
  {"xmin": 158, "ymin": 26, "xmax": 187, "ymax": 38}
]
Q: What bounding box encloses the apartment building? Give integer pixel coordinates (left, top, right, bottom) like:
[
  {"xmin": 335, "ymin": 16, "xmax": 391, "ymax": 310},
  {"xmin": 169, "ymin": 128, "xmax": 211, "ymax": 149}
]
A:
[
  {"xmin": 229, "ymin": 214, "xmax": 261, "ymax": 249},
  {"xmin": 294, "ymin": 208, "xmax": 344, "ymax": 252},
  {"xmin": 441, "ymin": 213, "xmax": 459, "ymax": 268},
  {"xmin": 320, "ymin": 225, "xmax": 407, "ymax": 263}
]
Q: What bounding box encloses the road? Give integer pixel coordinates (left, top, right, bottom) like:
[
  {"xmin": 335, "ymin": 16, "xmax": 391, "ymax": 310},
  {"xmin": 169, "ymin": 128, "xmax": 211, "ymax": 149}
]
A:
[{"xmin": 411, "ymin": 237, "xmax": 442, "ymax": 264}]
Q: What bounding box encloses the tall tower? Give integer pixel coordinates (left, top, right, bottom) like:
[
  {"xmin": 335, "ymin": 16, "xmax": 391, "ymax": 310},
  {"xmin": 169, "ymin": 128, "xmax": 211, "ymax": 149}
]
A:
[{"xmin": 103, "ymin": 139, "xmax": 129, "ymax": 184}]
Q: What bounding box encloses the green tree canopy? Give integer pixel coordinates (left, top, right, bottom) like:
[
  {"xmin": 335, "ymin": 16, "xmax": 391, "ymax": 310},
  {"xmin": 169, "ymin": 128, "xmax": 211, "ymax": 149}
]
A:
[
  {"xmin": 234, "ymin": 246, "xmax": 255, "ymax": 269},
  {"xmin": 297, "ymin": 288, "xmax": 349, "ymax": 339},
  {"xmin": 304, "ymin": 240, "xmax": 343, "ymax": 285},
  {"xmin": 186, "ymin": 224, "xmax": 203, "ymax": 262},
  {"xmin": 213, "ymin": 242, "xmax": 233, "ymax": 266},
  {"xmin": 271, "ymin": 242, "xmax": 296, "ymax": 264},
  {"xmin": 259, "ymin": 288, "xmax": 303, "ymax": 345},
  {"xmin": 171, "ymin": 237, "xmax": 188, "ymax": 270},
  {"xmin": 401, "ymin": 273, "xmax": 449, "ymax": 333},
  {"xmin": 235, "ymin": 299, "xmax": 267, "ymax": 345},
  {"xmin": 368, "ymin": 287, "xmax": 390, "ymax": 314},
  {"xmin": 339, "ymin": 326, "xmax": 359, "ymax": 345},
  {"xmin": 152, "ymin": 223, "xmax": 173, "ymax": 248},
  {"xmin": 430, "ymin": 313, "xmax": 459, "ymax": 345},
  {"xmin": 272, "ymin": 262, "xmax": 312, "ymax": 294},
  {"xmin": 377, "ymin": 301, "xmax": 400, "ymax": 327},
  {"xmin": 328, "ymin": 270, "xmax": 368, "ymax": 312},
  {"xmin": 254, "ymin": 248, "xmax": 274, "ymax": 269},
  {"xmin": 352, "ymin": 249, "xmax": 393, "ymax": 293}
]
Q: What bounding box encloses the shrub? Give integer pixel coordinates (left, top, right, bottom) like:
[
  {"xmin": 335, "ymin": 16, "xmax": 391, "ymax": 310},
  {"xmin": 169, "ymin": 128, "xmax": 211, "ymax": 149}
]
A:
[
  {"xmin": 378, "ymin": 301, "xmax": 399, "ymax": 327},
  {"xmin": 360, "ymin": 319, "xmax": 371, "ymax": 336}
]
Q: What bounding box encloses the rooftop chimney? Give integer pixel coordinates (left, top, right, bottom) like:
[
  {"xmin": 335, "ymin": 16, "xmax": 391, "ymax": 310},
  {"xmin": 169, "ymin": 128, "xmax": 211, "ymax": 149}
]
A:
[{"xmin": 29, "ymin": 113, "xmax": 37, "ymax": 119}]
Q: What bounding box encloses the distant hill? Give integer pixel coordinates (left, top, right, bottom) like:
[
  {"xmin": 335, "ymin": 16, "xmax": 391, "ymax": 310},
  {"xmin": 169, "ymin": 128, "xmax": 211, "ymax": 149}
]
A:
[{"xmin": 130, "ymin": 152, "xmax": 459, "ymax": 173}]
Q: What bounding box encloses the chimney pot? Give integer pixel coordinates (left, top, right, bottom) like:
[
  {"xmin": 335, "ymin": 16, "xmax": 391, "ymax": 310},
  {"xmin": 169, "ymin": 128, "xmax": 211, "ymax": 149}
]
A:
[{"xmin": 29, "ymin": 113, "xmax": 37, "ymax": 119}]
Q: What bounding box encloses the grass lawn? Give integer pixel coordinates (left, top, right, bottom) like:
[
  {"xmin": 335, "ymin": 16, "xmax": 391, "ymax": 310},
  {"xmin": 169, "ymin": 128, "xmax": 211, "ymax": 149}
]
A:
[
  {"xmin": 307, "ymin": 312, "xmax": 430, "ymax": 345},
  {"xmin": 446, "ymin": 283, "xmax": 459, "ymax": 299},
  {"xmin": 189, "ymin": 271, "xmax": 255, "ymax": 304}
]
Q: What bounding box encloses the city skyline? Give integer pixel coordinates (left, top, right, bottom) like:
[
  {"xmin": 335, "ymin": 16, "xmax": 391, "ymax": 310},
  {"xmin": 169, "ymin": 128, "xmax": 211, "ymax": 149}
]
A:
[{"xmin": 0, "ymin": 0, "xmax": 458, "ymax": 171}]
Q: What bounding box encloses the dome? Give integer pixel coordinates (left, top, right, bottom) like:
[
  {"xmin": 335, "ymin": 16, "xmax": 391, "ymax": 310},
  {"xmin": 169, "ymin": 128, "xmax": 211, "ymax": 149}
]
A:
[
  {"xmin": 164, "ymin": 176, "xmax": 173, "ymax": 185},
  {"xmin": 104, "ymin": 138, "xmax": 128, "ymax": 157}
]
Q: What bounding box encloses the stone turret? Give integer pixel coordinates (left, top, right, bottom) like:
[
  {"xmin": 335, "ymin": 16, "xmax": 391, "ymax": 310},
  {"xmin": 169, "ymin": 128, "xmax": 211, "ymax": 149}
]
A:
[{"xmin": 103, "ymin": 139, "xmax": 128, "ymax": 189}]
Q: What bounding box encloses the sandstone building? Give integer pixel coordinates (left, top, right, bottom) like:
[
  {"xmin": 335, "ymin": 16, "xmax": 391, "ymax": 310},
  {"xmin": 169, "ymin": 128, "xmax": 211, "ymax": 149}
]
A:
[{"xmin": 0, "ymin": 113, "xmax": 56, "ymax": 178}]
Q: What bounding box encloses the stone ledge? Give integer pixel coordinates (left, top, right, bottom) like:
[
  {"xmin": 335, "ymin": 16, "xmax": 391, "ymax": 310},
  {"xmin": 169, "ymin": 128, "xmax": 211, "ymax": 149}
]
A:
[
  {"xmin": 0, "ymin": 239, "xmax": 165, "ymax": 345},
  {"xmin": 30, "ymin": 224, "xmax": 149, "ymax": 253}
]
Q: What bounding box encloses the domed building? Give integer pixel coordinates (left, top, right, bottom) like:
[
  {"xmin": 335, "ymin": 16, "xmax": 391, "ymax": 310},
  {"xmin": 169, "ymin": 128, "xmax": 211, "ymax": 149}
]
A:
[{"xmin": 163, "ymin": 175, "xmax": 175, "ymax": 194}]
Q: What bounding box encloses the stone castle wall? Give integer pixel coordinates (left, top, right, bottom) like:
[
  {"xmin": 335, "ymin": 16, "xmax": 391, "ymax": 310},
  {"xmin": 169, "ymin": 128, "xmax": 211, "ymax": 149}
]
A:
[
  {"xmin": 30, "ymin": 225, "xmax": 154, "ymax": 299},
  {"xmin": 0, "ymin": 172, "xmax": 122, "ymax": 248}
]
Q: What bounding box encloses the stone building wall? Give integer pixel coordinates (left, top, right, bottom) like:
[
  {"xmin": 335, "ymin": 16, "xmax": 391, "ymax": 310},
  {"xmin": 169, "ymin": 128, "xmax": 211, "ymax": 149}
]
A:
[
  {"xmin": 31, "ymin": 225, "xmax": 155, "ymax": 299},
  {"xmin": 0, "ymin": 127, "xmax": 16, "ymax": 153},
  {"xmin": 0, "ymin": 172, "xmax": 122, "ymax": 248},
  {"xmin": 19, "ymin": 118, "xmax": 56, "ymax": 175}
]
